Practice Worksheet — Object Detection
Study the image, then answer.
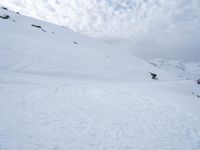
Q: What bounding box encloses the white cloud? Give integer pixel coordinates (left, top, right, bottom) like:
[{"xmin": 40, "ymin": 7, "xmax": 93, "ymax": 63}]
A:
[{"xmin": 1, "ymin": 0, "xmax": 200, "ymax": 60}]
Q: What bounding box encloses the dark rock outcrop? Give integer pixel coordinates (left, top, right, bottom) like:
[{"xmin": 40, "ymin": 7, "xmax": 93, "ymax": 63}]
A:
[
  {"xmin": 1, "ymin": 7, "xmax": 8, "ymax": 10},
  {"xmin": 31, "ymin": 24, "xmax": 47, "ymax": 32},
  {"xmin": 0, "ymin": 14, "xmax": 10, "ymax": 19},
  {"xmin": 32, "ymin": 24, "xmax": 42, "ymax": 28},
  {"xmin": 197, "ymin": 79, "xmax": 200, "ymax": 85}
]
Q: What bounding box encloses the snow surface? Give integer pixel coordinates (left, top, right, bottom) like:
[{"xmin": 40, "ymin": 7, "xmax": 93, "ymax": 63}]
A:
[
  {"xmin": 150, "ymin": 59, "xmax": 200, "ymax": 80},
  {"xmin": 0, "ymin": 7, "xmax": 200, "ymax": 150}
]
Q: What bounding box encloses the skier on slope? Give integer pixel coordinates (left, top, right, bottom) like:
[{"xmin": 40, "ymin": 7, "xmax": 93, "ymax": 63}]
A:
[{"xmin": 149, "ymin": 72, "xmax": 158, "ymax": 80}]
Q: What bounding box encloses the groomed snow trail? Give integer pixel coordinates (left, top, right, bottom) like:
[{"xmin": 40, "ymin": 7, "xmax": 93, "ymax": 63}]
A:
[{"xmin": 0, "ymin": 7, "xmax": 200, "ymax": 150}]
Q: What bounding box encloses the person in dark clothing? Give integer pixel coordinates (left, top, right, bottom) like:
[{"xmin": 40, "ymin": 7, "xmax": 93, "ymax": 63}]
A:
[{"xmin": 150, "ymin": 72, "xmax": 157, "ymax": 80}]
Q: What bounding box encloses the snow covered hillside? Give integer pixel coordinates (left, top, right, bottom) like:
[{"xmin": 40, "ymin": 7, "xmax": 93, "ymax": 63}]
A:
[
  {"xmin": 150, "ymin": 59, "xmax": 200, "ymax": 80},
  {"xmin": 0, "ymin": 7, "xmax": 200, "ymax": 150}
]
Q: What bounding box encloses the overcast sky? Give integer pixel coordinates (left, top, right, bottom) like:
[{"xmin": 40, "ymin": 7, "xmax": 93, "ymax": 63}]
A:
[{"xmin": 1, "ymin": 0, "xmax": 200, "ymax": 61}]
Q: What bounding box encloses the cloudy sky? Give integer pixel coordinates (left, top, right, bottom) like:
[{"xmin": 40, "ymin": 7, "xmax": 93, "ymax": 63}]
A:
[{"xmin": 1, "ymin": 0, "xmax": 200, "ymax": 61}]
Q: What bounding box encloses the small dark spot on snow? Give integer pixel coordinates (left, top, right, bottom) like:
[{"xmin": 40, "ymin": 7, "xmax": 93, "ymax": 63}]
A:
[
  {"xmin": 197, "ymin": 79, "xmax": 200, "ymax": 85},
  {"xmin": 41, "ymin": 29, "xmax": 47, "ymax": 32},
  {"xmin": 73, "ymin": 41, "xmax": 78, "ymax": 45},
  {"xmin": 192, "ymin": 92, "xmax": 200, "ymax": 99}
]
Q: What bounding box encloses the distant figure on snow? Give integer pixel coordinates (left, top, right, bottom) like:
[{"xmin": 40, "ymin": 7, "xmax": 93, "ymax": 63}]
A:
[{"xmin": 150, "ymin": 72, "xmax": 157, "ymax": 80}]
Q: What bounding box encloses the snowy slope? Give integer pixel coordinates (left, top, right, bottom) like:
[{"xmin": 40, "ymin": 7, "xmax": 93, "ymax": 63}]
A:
[
  {"xmin": 0, "ymin": 7, "xmax": 200, "ymax": 150},
  {"xmin": 150, "ymin": 59, "xmax": 200, "ymax": 80}
]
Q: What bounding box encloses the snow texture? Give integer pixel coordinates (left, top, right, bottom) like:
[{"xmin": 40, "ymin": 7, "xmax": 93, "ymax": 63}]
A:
[
  {"xmin": 0, "ymin": 7, "xmax": 200, "ymax": 150},
  {"xmin": 150, "ymin": 59, "xmax": 200, "ymax": 80}
]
